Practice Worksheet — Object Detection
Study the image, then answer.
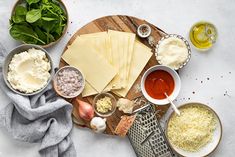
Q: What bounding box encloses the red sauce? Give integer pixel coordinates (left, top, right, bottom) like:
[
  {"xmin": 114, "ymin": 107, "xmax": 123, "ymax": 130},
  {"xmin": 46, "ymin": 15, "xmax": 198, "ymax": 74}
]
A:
[{"xmin": 145, "ymin": 70, "xmax": 175, "ymax": 99}]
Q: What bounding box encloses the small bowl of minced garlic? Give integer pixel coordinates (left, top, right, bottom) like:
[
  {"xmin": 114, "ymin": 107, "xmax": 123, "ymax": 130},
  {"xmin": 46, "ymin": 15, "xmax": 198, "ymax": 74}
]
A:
[
  {"xmin": 3, "ymin": 44, "xmax": 53, "ymax": 96},
  {"xmin": 93, "ymin": 92, "xmax": 117, "ymax": 117}
]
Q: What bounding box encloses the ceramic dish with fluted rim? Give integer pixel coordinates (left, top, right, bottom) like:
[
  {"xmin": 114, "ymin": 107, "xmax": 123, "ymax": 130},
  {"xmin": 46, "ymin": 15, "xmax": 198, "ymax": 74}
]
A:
[
  {"xmin": 155, "ymin": 34, "xmax": 191, "ymax": 70},
  {"xmin": 10, "ymin": 0, "xmax": 69, "ymax": 48},
  {"xmin": 166, "ymin": 102, "xmax": 222, "ymax": 157},
  {"xmin": 2, "ymin": 44, "xmax": 53, "ymax": 96}
]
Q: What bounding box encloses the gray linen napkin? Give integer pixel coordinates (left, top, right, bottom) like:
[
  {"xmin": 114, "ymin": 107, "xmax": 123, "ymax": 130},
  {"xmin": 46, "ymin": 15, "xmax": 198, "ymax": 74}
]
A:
[{"xmin": 0, "ymin": 43, "xmax": 76, "ymax": 157}]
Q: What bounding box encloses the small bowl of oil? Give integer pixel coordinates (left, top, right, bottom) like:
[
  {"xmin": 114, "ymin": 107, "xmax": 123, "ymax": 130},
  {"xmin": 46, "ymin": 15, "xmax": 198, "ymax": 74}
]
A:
[{"xmin": 189, "ymin": 21, "xmax": 218, "ymax": 51}]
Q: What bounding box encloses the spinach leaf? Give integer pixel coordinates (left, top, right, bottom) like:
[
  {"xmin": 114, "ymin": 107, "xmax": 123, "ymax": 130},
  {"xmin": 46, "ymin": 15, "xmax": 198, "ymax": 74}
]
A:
[
  {"xmin": 26, "ymin": 9, "xmax": 41, "ymax": 23},
  {"xmin": 49, "ymin": 2, "xmax": 63, "ymax": 14},
  {"xmin": 35, "ymin": 26, "xmax": 47, "ymax": 43},
  {"xmin": 10, "ymin": 24, "xmax": 45, "ymax": 44},
  {"xmin": 12, "ymin": 15, "xmax": 25, "ymax": 23},
  {"xmin": 41, "ymin": 17, "xmax": 57, "ymax": 21},
  {"xmin": 15, "ymin": 6, "xmax": 27, "ymax": 15},
  {"xmin": 42, "ymin": 0, "xmax": 49, "ymax": 3},
  {"xmin": 47, "ymin": 33, "xmax": 55, "ymax": 42},
  {"xmin": 11, "ymin": 6, "xmax": 27, "ymax": 24},
  {"xmin": 41, "ymin": 19, "xmax": 57, "ymax": 32},
  {"xmin": 26, "ymin": 0, "xmax": 40, "ymax": 5},
  {"xmin": 54, "ymin": 23, "xmax": 62, "ymax": 35}
]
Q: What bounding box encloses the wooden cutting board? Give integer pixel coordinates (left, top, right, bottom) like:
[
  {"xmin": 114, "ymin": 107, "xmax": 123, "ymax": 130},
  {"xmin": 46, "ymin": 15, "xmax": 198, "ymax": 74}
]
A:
[{"xmin": 59, "ymin": 15, "xmax": 170, "ymax": 135}]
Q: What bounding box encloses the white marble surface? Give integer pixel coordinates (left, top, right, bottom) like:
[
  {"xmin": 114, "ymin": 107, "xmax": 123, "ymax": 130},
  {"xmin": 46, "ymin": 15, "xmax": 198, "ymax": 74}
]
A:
[{"xmin": 0, "ymin": 0, "xmax": 235, "ymax": 156}]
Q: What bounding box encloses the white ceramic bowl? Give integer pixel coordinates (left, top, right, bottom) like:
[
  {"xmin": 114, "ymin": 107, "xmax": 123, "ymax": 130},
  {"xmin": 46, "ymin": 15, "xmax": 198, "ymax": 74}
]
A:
[
  {"xmin": 166, "ymin": 102, "xmax": 222, "ymax": 157},
  {"xmin": 141, "ymin": 65, "xmax": 181, "ymax": 105}
]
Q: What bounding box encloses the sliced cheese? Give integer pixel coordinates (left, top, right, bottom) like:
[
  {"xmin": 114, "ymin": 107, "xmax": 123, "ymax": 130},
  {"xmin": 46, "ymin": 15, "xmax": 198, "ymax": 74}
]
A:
[
  {"xmin": 79, "ymin": 32, "xmax": 111, "ymax": 60},
  {"xmin": 78, "ymin": 32, "xmax": 122, "ymax": 95},
  {"xmin": 113, "ymin": 41, "xmax": 152, "ymax": 97},
  {"xmin": 105, "ymin": 30, "xmax": 124, "ymax": 90},
  {"xmin": 78, "ymin": 33, "xmax": 109, "ymax": 96},
  {"xmin": 62, "ymin": 37, "xmax": 117, "ymax": 93},
  {"xmin": 120, "ymin": 35, "xmax": 128, "ymax": 88},
  {"xmin": 107, "ymin": 30, "xmax": 136, "ymax": 89},
  {"xmin": 82, "ymin": 81, "xmax": 98, "ymax": 97},
  {"xmin": 126, "ymin": 33, "xmax": 135, "ymax": 82}
]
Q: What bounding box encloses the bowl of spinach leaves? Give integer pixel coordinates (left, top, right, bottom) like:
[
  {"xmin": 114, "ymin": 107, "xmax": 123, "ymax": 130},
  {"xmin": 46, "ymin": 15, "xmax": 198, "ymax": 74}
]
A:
[{"xmin": 10, "ymin": 0, "xmax": 68, "ymax": 48}]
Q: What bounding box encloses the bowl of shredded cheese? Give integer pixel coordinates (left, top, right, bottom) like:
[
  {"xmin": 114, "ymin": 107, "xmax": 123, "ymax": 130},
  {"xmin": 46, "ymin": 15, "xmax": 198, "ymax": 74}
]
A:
[
  {"xmin": 93, "ymin": 92, "xmax": 117, "ymax": 117},
  {"xmin": 166, "ymin": 102, "xmax": 222, "ymax": 157}
]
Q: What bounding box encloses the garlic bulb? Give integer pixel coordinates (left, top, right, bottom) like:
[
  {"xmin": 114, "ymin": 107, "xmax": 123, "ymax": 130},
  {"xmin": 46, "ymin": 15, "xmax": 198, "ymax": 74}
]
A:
[{"xmin": 90, "ymin": 117, "xmax": 106, "ymax": 133}]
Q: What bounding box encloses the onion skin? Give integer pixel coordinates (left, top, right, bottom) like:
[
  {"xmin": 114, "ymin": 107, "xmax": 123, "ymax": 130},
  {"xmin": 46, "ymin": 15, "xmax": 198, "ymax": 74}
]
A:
[{"xmin": 76, "ymin": 99, "xmax": 94, "ymax": 121}]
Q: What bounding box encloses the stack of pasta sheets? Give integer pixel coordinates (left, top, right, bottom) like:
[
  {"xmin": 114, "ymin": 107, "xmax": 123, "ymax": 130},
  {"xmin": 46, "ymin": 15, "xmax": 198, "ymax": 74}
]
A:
[{"xmin": 62, "ymin": 30, "xmax": 152, "ymax": 97}]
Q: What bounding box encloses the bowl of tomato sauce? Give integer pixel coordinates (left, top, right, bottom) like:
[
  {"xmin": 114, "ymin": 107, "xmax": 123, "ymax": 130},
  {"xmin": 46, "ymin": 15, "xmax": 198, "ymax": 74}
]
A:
[{"xmin": 141, "ymin": 65, "xmax": 181, "ymax": 105}]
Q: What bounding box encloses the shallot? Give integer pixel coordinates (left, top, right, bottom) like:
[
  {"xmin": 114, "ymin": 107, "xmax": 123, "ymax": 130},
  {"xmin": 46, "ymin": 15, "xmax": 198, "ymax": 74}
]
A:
[{"xmin": 77, "ymin": 99, "xmax": 94, "ymax": 121}]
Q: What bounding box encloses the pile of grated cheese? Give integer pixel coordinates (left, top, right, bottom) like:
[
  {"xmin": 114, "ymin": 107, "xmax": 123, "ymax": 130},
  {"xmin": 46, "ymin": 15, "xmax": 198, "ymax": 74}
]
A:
[{"xmin": 167, "ymin": 104, "xmax": 217, "ymax": 152}]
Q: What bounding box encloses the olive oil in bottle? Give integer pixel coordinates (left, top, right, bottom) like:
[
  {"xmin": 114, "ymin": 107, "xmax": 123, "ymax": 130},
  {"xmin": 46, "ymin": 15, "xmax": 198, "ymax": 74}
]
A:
[{"xmin": 189, "ymin": 21, "xmax": 217, "ymax": 50}]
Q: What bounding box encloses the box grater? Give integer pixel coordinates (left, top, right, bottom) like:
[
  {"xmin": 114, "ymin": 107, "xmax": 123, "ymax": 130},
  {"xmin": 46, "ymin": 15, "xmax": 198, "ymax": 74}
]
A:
[{"xmin": 127, "ymin": 100, "xmax": 176, "ymax": 157}]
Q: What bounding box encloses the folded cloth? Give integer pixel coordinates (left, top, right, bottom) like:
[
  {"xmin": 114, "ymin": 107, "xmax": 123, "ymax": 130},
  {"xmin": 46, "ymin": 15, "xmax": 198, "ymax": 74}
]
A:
[{"xmin": 0, "ymin": 43, "xmax": 76, "ymax": 157}]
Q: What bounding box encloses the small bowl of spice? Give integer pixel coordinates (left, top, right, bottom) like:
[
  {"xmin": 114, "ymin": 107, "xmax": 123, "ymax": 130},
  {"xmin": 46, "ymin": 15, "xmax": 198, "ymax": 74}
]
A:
[
  {"xmin": 137, "ymin": 24, "xmax": 152, "ymax": 38},
  {"xmin": 53, "ymin": 66, "xmax": 85, "ymax": 98},
  {"xmin": 93, "ymin": 93, "xmax": 117, "ymax": 117}
]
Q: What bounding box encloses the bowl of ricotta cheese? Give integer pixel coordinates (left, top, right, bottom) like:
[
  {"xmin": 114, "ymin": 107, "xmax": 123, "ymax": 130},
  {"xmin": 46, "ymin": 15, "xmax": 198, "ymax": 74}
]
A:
[{"xmin": 3, "ymin": 44, "xmax": 53, "ymax": 96}]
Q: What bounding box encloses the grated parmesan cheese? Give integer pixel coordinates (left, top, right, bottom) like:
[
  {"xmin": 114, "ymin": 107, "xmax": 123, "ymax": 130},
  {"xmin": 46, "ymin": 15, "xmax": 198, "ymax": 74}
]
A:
[
  {"xmin": 157, "ymin": 37, "xmax": 189, "ymax": 69},
  {"xmin": 167, "ymin": 104, "xmax": 217, "ymax": 152}
]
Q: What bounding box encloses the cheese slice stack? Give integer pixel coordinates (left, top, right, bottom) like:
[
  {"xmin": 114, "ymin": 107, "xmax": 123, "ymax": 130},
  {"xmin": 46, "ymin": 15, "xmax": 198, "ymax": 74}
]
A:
[
  {"xmin": 62, "ymin": 37, "xmax": 117, "ymax": 93},
  {"xmin": 106, "ymin": 30, "xmax": 136, "ymax": 90},
  {"xmin": 62, "ymin": 30, "xmax": 152, "ymax": 97},
  {"xmin": 113, "ymin": 41, "xmax": 152, "ymax": 97}
]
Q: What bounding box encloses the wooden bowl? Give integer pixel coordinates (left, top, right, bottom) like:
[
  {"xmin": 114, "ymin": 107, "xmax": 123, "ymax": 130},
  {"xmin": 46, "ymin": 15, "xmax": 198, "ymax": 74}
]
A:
[{"xmin": 10, "ymin": 0, "xmax": 69, "ymax": 48}]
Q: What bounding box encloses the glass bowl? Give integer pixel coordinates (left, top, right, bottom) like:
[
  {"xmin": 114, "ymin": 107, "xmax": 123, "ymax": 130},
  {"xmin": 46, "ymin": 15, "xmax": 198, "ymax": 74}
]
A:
[
  {"xmin": 189, "ymin": 21, "xmax": 218, "ymax": 51},
  {"xmin": 93, "ymin": 93, "xmax": 117, "ymax": 117}
]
